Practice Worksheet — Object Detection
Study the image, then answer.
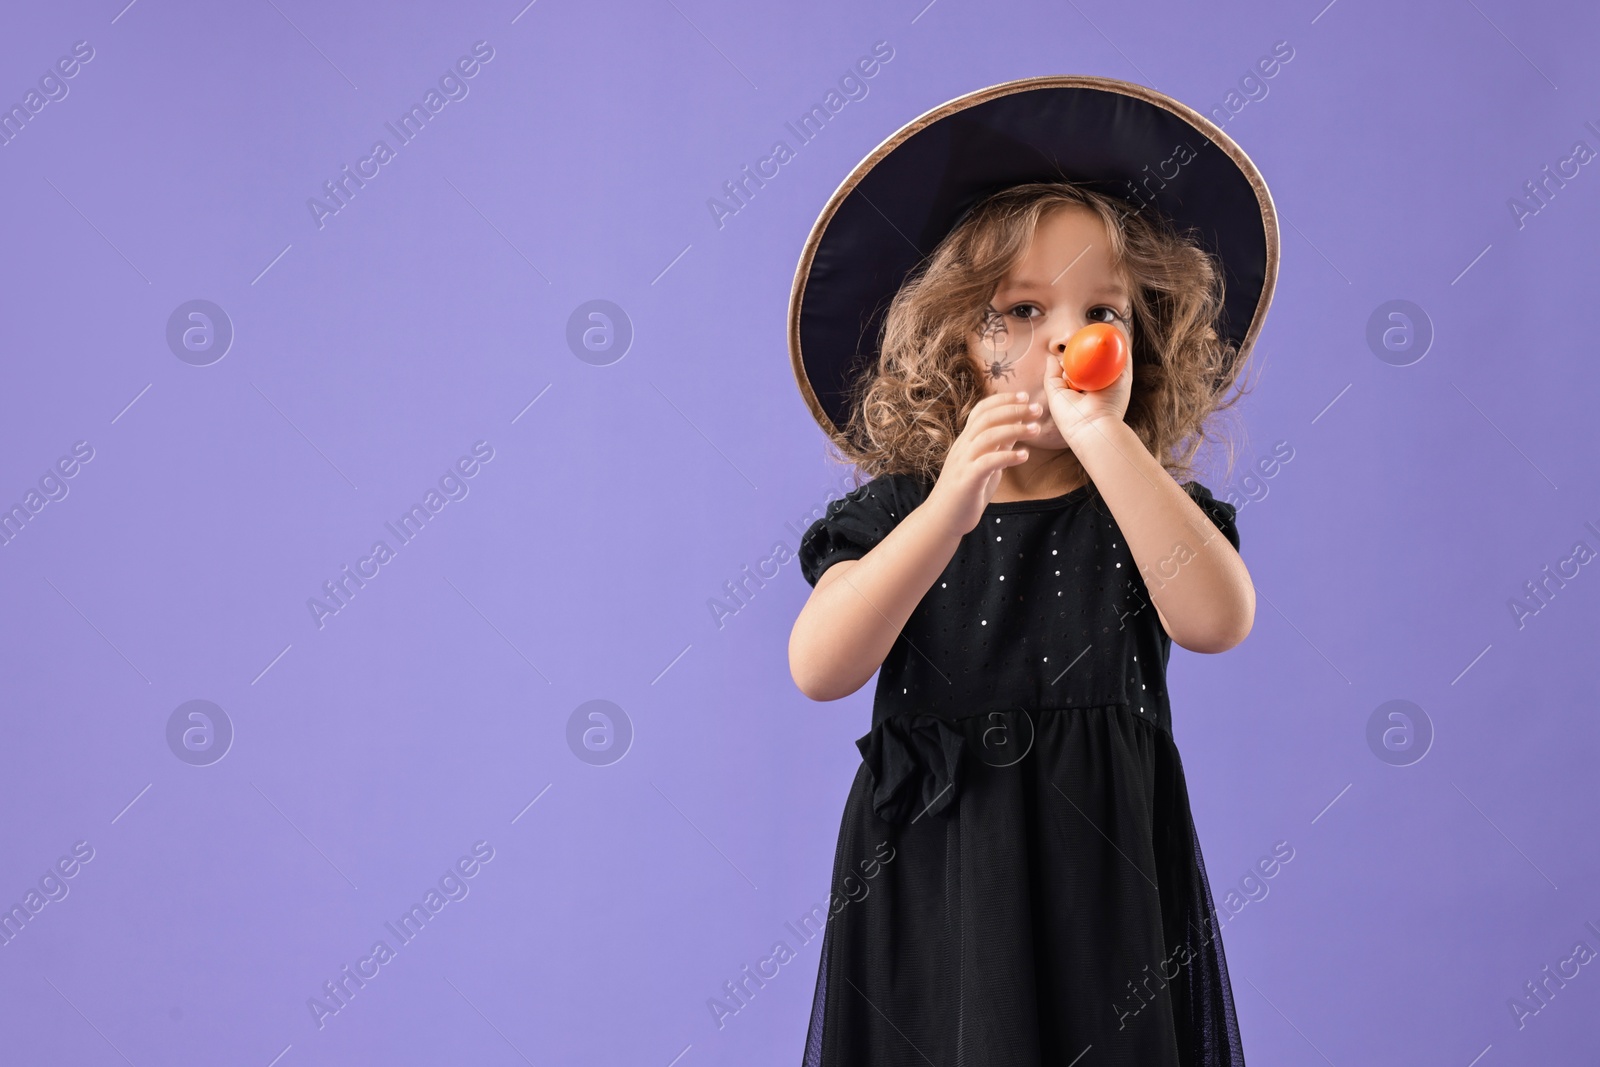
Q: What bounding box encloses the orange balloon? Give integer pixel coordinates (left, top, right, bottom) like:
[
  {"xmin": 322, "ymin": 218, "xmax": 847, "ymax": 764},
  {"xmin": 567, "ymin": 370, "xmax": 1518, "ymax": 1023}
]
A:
[{"xmin": 1060, "ymin": 323, "xmax": 1128, "ymax": 392}]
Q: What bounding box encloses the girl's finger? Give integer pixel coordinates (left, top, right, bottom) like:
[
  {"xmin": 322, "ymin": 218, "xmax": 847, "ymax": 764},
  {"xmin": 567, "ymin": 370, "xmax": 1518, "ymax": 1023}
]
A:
[
  {"xmin": 970, "ymin": 421, "xmax": 1041, "ymax": 453},
  {"xmin": 1043, "ymin": 355, "xmax": 1067, "ymax": 390},
  {"xmin": 968, "ymin": 399, "xmax": 1039, "ymax": 435},
  {"xmin": 971, "ymin": 446, "xmax": 1029, "ymax": 475},
  {"xmin": 972, "ymin": 390, "xmax": 1028, "ymax": 415}
]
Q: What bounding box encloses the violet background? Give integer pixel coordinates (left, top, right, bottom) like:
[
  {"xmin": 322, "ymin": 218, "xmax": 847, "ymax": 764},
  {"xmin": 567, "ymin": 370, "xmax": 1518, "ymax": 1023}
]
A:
[{"xmin": 2, "ymin": 0, "xmax": 1598, "ymax": 1064}]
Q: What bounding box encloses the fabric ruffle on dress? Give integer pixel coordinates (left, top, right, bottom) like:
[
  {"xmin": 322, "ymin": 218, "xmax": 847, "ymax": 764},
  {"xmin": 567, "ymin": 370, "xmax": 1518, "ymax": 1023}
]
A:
[{"xmin": 853, "ymin": 713, "xmax": 967, "ymax": 823}]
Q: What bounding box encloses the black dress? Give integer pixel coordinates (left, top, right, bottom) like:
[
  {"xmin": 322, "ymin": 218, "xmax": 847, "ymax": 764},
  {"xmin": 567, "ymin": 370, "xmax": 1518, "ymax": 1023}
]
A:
[{"xmin": 796, "ymin": 472, "xmax": 1247, "ymax": 1067}]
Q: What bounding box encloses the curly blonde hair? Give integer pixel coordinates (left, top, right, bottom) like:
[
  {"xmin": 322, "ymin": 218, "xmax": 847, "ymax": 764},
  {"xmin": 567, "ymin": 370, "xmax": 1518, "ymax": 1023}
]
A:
[{"xmin": 824, "ymin": 181, "xmax": 1254, "ymax": 501}]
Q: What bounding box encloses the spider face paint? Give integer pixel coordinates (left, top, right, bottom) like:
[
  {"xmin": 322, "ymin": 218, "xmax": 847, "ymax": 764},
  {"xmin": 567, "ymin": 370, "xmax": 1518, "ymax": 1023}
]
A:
[{"xmin": 977, "ymin": 302, "xmax": 1035, "ymax": 384}]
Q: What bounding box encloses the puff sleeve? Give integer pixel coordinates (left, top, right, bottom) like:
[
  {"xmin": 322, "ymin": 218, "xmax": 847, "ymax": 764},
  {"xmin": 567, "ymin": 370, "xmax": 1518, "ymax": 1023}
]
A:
[
  {"xmin": 1183, "ymin": 480, "xmax": 1240, "ymax": 552},
  {"xmin": 798, "ymin": 475, "xmax": 911, "ymax": 587}
]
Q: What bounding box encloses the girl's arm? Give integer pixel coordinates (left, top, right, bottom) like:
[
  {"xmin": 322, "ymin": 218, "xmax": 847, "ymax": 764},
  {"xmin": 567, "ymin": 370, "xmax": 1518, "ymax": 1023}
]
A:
[
  {"xmin": 789, "ymin": 503, "xmax": 965, "ymax": 701},
  {"xmin": 791, "ymin": 392, "xmax": 1042, "ymax": 700},
  {"xmin": 1065, "ymin": 417, "xmax": 1255, "ymax": 654}
]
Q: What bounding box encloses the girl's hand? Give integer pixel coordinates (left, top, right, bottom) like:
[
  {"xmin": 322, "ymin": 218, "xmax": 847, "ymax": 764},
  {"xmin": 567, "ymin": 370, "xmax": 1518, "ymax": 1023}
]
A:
[
  {"xmin": 1043, "ymin": 348, "xmax": 1131, "ymax": 448},
  {"xmin": 923, "ymin": 391, "xmax": 1043, "ymax": 538}
]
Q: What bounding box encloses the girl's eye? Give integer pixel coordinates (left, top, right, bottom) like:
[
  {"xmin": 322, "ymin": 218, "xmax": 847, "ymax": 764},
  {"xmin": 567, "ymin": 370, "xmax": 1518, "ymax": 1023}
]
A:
[
  {"xmin": 1087, "ymin": 305, "xmax": 1125, "ymax": 324},
  {"xmin": 1008, "ymin": 303, "xmax": 1042, "ymax": 320}
]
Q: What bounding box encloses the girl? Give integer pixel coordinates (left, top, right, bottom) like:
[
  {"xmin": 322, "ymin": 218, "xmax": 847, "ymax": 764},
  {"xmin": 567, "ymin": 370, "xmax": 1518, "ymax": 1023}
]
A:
[{"xmin": 785, "ymin": 77, "xmax": 1276, "ymax": 1067}]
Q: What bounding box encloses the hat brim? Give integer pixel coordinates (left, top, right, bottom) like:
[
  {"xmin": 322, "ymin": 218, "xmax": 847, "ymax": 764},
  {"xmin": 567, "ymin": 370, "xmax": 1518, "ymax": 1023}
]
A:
[{"xmin": 788, "ymin": 74, "xmax": 1280, "ymax": 443}]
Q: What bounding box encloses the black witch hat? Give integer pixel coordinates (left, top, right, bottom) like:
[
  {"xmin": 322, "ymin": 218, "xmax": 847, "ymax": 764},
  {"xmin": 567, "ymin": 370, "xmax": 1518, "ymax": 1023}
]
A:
[{"xmin": 787, "ymin": 74, "xmax": 1280, "ymax": 442}]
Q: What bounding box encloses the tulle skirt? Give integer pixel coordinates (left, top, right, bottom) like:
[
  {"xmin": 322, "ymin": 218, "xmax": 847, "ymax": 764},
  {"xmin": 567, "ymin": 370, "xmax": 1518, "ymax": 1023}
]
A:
[{"xmin": 802, "ymin": 703, "xmax": 1246, "ymax": 1066}]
